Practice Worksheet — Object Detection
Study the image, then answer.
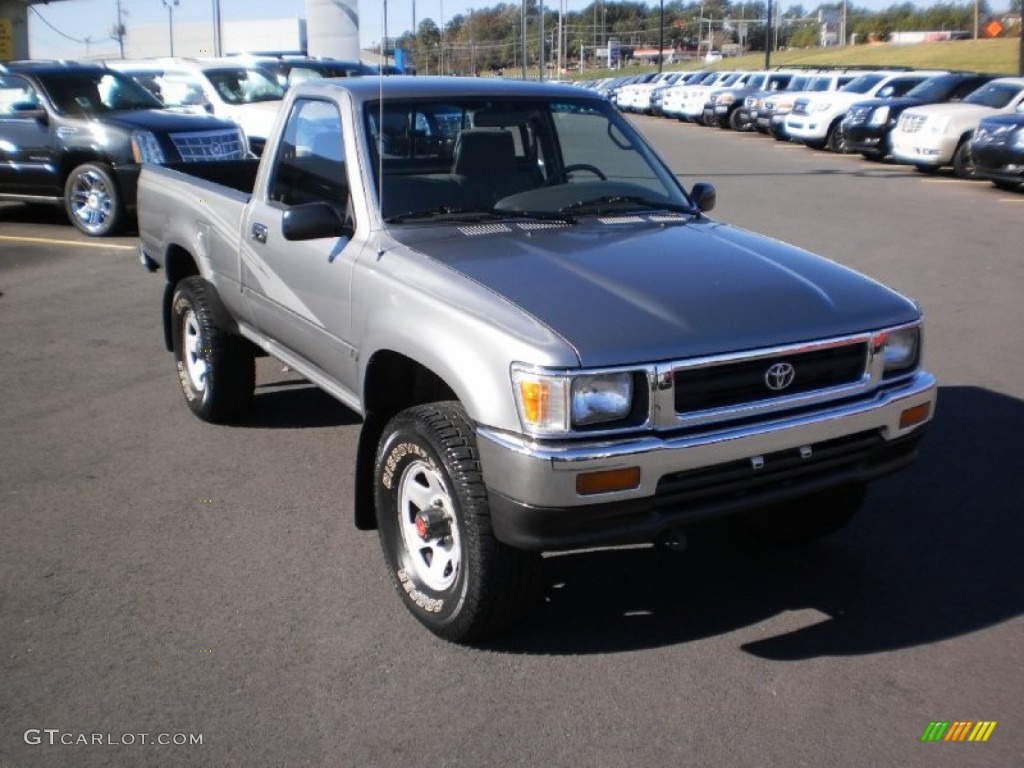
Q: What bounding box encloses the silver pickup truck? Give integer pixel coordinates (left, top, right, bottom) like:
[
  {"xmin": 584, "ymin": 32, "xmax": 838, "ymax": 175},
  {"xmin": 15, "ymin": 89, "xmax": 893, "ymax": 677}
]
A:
[{"xmin": 138, "ymin": 77, "xmax": 936, "ymax": 643}]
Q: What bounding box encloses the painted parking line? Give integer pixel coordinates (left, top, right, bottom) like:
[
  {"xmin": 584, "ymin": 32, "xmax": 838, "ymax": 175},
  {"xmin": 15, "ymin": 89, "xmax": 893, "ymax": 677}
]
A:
[
  {"xmin": 997, "ymin": 197, "xmax": 1024, "ymax": 203},
  {"xmin": 919, "ymin": 178, "xmax": 983, "ymax": 185},
  {"xmin": 0, "ymin": 235, "xmax": 136, "ymax": 251}
]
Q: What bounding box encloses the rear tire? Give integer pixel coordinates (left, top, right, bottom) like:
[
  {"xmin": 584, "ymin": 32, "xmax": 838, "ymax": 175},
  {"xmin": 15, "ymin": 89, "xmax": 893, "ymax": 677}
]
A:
[
  {"xmin": 375, "ymin": 402, "xmax": 540, "ymax": 643},
  {"xmin": 170, "ymin": 276, "xmax": 255, "ymax": 423},
  {"xmin": 742, "ymin": 485, "xmax": 866, "ymax": 546}
]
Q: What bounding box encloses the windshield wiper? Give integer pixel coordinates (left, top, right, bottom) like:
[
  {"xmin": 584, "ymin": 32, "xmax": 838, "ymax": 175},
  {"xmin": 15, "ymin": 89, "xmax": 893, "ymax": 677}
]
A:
[
  {"xmin": 559, "ymin": 195, "xmax": 697, "ymax": 216},
  {"xmin": 385, "ymin": 207, "xmax": 576, "ymax": 225}
]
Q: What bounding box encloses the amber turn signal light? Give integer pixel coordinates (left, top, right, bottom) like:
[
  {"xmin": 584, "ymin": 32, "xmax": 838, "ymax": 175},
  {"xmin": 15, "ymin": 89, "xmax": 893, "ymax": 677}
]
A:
[
  {"xmin": 576, "ymin": 467, "xmax": 641, "ymax": 496},
  {"xmin": 899, "ymin": 403, "xmax": 931, "ymax": 430}
]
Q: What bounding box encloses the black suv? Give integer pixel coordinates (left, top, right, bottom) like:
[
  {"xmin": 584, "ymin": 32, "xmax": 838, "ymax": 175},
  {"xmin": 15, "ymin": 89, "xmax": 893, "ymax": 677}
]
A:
[
  {"xmin": 0, "ymin": 60, "xmax": 248, "ymax": 236},
  {"xmin": 841, "ymin": 72, "xmax": 997, "ymax": 160}
]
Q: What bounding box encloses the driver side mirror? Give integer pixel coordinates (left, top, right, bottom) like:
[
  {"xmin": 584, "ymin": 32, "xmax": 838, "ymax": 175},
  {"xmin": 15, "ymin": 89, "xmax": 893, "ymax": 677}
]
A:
[
  {"xmin": 689, "ymin": 182, "xmax": 716, "ymax": 213},
  {"xmin": 10, "ymin": 103, "xmax": 48, "ymax": 123},
  {"xmin": 281, "ymin": 201, "xmax": 352, "ymax": 241}
]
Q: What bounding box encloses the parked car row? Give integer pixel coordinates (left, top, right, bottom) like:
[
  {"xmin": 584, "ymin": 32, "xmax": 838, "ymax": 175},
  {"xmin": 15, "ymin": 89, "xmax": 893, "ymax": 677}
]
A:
[{"xmin": 593, "ymin": 66, "xmax": 1024, "ymax": 191}]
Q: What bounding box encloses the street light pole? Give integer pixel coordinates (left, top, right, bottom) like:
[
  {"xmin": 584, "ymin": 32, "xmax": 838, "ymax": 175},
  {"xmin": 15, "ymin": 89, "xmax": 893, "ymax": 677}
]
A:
[
  {"xmin": 162, "ymin": 0, "xmax": 179, "ymax": 57},
  {"xmin": 212, "ymin": 0, "xmax": 223, "ymax": 56},
  {"xmin": 658, "ymin": 0, "xmax": 664, "ymax": 73}
]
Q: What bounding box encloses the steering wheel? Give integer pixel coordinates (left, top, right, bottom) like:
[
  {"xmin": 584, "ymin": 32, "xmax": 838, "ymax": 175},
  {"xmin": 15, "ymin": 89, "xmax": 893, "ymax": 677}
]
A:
[{"xmin": 544, "ymin": 163, "xmax": 607, "ymax": 186}]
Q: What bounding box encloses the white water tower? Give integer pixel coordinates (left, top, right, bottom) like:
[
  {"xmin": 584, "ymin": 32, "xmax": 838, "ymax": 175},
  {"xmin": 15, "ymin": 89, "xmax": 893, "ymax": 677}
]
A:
[{"xmin": 305, "ymin": 0, "xmax": 360, "ymax": 60}]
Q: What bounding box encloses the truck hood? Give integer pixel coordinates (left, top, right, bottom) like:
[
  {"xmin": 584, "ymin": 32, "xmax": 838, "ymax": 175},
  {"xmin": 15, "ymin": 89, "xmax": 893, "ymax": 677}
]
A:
[
  {"xmin": 92, "ymin": 109, "xmax": 238, "ymax": 132},
  {"xmin": 903, "ymin": 102, "xmax": 1001, "ymax": 123},
  {"xmin": 391, "ymin": 219, "xmax": 919, "ymax": 367}
]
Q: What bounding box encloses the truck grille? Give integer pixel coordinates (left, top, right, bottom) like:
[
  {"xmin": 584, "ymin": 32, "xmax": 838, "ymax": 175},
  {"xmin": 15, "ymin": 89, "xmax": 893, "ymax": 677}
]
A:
[
  {"xmin": 897, "ymin": 114, "xmax": 927, "ymax": 134},
  {"xmin": 845, "ymin": 105, "xmax": 871, "ymax": 126},
  {"xmin": 674, "ymin": 342, "xmax": 869, "ymax": 414},
  {"xmin": 791, "ymin": 98, "xmax": 811, "ymax": 116},
  {"xmin": 170, "ymin": 129, "xmax": 246, "ymax": 162}
]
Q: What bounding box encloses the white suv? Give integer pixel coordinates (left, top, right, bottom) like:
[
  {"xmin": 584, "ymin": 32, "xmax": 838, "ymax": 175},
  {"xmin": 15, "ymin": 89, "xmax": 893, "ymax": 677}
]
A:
[
  {"xmin": 890, "ymin": 77, "xmax": 1024, "ymax": 177},
  {"xmin": 785, "ymin": 70, "xmax": 945, "ymax": 152},
  {"xmin": 108, "ymin": 58, "xmax": 286, "ymax": 155},
  {"xmin": 661, "ymin": 71, "xmax": 734, "ymax": 120},
  {"xmin": 759, "ymin": 71, "xmax": 857, "ymax": 140}
]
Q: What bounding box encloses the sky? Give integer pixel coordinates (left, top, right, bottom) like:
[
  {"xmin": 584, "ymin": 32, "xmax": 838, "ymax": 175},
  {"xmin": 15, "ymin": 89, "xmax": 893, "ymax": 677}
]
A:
[
  {"xmin": 25, "ymin": 0, "xmax": 961, "ymax": 61},
  {"xmin": 25, "ymin": 0, "xmax": 592, "ymax": 60}
]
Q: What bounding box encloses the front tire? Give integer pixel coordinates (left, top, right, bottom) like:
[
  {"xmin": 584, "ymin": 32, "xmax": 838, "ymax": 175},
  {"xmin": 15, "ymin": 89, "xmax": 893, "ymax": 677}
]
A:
[
  {"xmin": 375, "ymin": 402, "xmax": 539, "ymax": 643},
  {"xmin": 170, "ymin": 276, "xmax": 254, "ymax": 423},
  {"xmin": 826, "ymin": 121, "xmax": 849, "ymax": 153},
  {"xmin": 64, "ymin": 162, "xmax": 124, "ymax": 237},
  {"xmin": 952, "ymin": 140, "xmax": 977, "ymax": 179}
]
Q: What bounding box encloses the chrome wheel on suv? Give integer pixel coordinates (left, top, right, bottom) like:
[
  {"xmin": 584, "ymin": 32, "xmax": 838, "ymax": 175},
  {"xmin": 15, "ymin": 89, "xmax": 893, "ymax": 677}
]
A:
[{"xmin": 64, "ymin": 163, "xmax": 124, "ymax": 237}]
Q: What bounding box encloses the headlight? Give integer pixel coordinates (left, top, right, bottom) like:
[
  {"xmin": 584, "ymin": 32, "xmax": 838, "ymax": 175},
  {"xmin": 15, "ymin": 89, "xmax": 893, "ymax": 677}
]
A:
[
  {"xmin": 235, "ymin": 126, "xmax": 253, "ymax": 158},
  {"xmin": 572, "ymin": 374, "xmax": 633, "ymax": 426},
  {"xmin": 869, "ymin": 106, "xmax": 890, "ymax": 126},
  {"xmin": 130, "ymin": 130, "xmax": 165, "ymax": 163},
  {"xmin": 1012, "ymin": 128, "xmax": 1024, "ymax": 149},
  {"xmin": 717, "ymin": 93, "xmax": 735, "ymax": 105},
  {"xmin": 511, "ymin": 366, "xmax": 635, "ymax": 434},
  {"xmin": 879, "ymin": 326, "xmax": 920, "ymax": 375},
  {"xmin": 815, "ymin": 102, "xmax": 833, "ymax": 112},
  {"xmin": 927, "ymin": 117, "xmax": 951, "ymax": 135}
]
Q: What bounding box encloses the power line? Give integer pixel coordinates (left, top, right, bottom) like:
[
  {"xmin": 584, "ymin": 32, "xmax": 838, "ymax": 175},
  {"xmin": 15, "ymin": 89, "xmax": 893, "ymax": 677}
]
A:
[{"xmin": 28, "ymin": 6, "xmax": 92, "ymax": 45}]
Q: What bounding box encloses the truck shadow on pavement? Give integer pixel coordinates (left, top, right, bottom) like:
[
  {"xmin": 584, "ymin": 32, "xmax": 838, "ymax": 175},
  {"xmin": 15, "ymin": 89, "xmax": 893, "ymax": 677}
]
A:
[
  {"xmin": 489, "ymin": 385, "xmax": 1024, "ymax": 657},
  {"xmin": 234, "ymin": 378, "xmax": 361, "ymax": 429}
]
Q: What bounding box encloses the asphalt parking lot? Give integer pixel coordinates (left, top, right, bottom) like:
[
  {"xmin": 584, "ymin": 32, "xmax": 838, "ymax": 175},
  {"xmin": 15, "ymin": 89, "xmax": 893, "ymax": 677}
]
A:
[{"xmin": 1, "ymin": 120, "xmax": 1022, "ymax": 768}]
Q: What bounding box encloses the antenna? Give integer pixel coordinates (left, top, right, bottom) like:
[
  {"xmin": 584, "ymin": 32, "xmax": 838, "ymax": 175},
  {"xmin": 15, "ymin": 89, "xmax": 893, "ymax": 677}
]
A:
[{"xmin": 377, "ymin": 0, "xmax": 386, "ymax": 256}]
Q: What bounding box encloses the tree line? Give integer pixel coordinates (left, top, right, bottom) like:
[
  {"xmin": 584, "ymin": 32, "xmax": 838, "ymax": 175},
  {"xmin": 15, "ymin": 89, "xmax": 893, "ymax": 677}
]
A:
[{"xmin": 378, "ymin": 0, "xmax": 1010, "ymax": 75}]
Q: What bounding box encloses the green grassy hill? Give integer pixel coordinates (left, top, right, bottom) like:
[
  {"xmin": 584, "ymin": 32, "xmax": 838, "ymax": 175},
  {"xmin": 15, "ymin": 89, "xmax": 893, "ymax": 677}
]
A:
[{"xmin": 581, "ymin": 38, "xmax": 1021, "ymax": 79}]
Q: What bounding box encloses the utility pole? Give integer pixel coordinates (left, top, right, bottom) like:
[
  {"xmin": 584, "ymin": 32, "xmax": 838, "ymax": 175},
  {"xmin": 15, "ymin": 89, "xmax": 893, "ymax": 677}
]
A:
[
  {"xmin": 212, "ymin": 0, "xmax": 223, "ymax": 56},
  {"xmin": 765, "ymin": 0, "xmax": 773, "ymax": 69},
  {"xmin": 521, "ymin": 0, "xmax": 527, "ymax": 80},
  {"xmin": 110, "ymin": 0, "xmax": 127, "ymax": 58},
  {"xmin": 539, "ymin": 0, "xmax": 545, "ymax": 81},
  {"xmin": 658, "ymin": 0, "xmax": 664, "ymax": 73}
]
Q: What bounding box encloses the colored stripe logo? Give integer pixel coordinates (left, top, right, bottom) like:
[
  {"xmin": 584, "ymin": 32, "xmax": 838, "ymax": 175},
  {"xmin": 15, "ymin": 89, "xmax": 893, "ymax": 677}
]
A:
[{"xmin": 921, "ymin": 721, "xmax": 997, "ymax": 742}]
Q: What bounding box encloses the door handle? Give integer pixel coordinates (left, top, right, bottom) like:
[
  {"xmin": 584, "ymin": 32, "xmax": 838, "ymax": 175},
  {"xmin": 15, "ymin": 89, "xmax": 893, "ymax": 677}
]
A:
[{"xmin": 251, "ymin": 222, "xmax": 268, "ymax": 244}]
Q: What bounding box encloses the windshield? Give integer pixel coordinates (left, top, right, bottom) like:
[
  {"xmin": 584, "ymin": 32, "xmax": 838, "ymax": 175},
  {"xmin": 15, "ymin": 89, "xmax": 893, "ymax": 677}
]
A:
[
  {"xmin": 964, "ymin": 82, "xmax": 1023, "ymax": 109},
  {"xmin": 35, "ymin": 70, "xmax": 163, "ymax": 116},
  {"xmin": 807, "ymin": 76, "xmax": 835, "ymax": 92},
  {"xmin": 905, "ymin": 75, "xmax": 959, "ymax": 101},
  {"xmin": 366, "ymin": 96, "xmax": 690, "ymax": 222},
  {"xmin": 841, "ymin": 74, "xmax": 886, "ymax": 94},
  {"xmin": 203, "ymin": 67, "xmax": 284, "ymax": 104},
  {"xmin": 786, "ymin": 76, "xmax": 810, "ymax": 91}
]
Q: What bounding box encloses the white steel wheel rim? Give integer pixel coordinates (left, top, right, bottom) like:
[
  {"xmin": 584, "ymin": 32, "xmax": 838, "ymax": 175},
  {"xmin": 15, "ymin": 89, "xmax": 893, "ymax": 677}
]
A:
[
  {"xmin": 68, "ymin": 170, "xmax": 113, "ymax": 233},
  {"xmin": 397, "ymin": 459, "xmax": 461, "ymax": 593},
  {"xmin": 181, "ymin": 308, "xmax": 208, "ymax": 393}
]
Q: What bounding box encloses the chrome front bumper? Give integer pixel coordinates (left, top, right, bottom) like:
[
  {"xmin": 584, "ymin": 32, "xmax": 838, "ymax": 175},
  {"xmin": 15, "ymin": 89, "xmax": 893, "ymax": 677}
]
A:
[{"xmin": 477, "ymin": 371, "xmax": 936, "ymax": 511}]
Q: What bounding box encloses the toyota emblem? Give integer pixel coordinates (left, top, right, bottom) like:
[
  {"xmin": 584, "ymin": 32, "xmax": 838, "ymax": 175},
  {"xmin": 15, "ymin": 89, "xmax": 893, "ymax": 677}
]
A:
[{"xmin": 765, "ymin": 362, "xmax": 796, "ymax": 391}]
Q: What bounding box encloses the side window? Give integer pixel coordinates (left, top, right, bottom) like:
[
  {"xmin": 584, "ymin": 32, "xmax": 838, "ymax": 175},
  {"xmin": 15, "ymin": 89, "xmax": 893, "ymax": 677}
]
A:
[
  {"xmin": 268, "ymin": 98, "xmax": 348, "ymax": 217},
  {"xmin": 889, "ymin": 79, "xmax": 920, "ymax": 98},
  {"xmin": 0, "ymin": 75, "xmax": 41, "ymax": 116}
]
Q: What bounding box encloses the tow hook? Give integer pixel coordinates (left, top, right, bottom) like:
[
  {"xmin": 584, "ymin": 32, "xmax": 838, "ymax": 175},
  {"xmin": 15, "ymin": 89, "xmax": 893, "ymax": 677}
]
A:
[{"xmin": 414, "ymin": 505, "xmax": 451, "ymax": 541}]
